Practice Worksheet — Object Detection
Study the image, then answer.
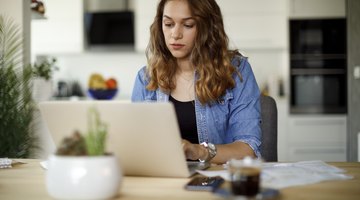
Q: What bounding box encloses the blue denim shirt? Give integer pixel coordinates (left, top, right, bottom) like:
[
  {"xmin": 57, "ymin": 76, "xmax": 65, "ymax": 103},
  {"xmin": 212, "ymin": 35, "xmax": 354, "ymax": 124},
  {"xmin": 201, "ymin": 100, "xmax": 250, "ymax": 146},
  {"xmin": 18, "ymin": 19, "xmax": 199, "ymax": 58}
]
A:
[{"xmin": 131, "ymin": 56, "xmax": 262, "ymax": 158}]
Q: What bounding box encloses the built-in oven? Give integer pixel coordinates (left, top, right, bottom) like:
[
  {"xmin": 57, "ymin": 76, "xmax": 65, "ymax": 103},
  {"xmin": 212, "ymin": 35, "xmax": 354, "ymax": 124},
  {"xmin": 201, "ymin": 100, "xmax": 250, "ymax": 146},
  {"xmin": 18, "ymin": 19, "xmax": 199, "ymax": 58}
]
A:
[
  {"xmin": 289, "ymin": 18, "xmax": 347, "ymax": 114},
  {"xmin": 291, "ymin": 71, "xmax": 347, "ymax": 113}
]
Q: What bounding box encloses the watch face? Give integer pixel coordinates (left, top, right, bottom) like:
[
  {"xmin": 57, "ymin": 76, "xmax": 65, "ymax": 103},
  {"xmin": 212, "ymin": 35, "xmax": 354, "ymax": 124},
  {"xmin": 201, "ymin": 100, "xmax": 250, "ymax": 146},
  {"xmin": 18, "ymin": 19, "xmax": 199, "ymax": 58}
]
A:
[
  {"xmin": 208, "ymin": 143, "xmax": 217, "ymax": 158},
  {"xmin": 208, "ymin": 143, "xmax": 215, "ymax": 150}
]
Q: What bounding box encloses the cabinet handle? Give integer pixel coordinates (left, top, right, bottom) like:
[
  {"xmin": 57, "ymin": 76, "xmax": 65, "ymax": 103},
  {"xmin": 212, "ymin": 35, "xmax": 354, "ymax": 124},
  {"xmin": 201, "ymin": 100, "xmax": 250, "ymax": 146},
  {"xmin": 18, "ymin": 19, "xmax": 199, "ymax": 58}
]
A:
[
  {"xmin": 294, "ymin": 148, "xmax": 345, "ymax": 154},
  {"xmin": 295, "ymin": 120, "xmax": 345, "ymax": 126}
]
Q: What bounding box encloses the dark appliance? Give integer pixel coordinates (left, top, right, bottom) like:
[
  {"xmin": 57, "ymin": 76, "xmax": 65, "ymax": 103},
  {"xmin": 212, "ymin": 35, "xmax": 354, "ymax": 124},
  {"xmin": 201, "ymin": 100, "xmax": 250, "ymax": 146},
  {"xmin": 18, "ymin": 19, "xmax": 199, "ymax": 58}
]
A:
[
  {"xmin": 289, "ymin": 18, "xmax": 347, "ymax": 114},
  {"xmin": 84, "ymin": 11, "xmax": 134, "ymax": 49}
]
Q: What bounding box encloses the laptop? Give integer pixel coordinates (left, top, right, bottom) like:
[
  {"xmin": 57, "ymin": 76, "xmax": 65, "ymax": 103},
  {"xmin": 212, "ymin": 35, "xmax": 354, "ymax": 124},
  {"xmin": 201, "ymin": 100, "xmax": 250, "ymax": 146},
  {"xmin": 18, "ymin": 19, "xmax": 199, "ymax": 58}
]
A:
[{"xmin": 38, "ymin": 101, "xmax": 209, "ymax": 178}]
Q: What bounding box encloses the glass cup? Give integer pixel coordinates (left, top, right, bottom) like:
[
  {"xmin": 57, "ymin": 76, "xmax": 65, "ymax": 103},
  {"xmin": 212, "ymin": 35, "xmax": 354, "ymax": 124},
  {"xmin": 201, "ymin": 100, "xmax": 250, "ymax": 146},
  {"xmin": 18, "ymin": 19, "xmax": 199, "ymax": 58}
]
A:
[{"xmin": 228, "ymin": 156, "xmax": 262, "ymax": 197}]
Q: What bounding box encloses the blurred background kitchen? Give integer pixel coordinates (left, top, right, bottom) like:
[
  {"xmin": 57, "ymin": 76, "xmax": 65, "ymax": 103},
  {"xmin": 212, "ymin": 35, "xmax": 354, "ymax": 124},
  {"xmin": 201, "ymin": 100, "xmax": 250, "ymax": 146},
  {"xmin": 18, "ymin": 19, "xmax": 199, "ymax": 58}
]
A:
[{"xmin": 0, "ymin": 0, "xmax": 359, "ymax": 162}]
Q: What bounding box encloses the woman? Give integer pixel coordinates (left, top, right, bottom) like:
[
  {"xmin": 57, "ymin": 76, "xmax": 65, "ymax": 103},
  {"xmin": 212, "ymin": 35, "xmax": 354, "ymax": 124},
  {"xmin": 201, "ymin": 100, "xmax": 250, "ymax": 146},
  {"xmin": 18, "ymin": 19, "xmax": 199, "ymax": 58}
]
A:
[{"xmin": 131, "ymin": 0, "xmax": 261, "ymax": 164}]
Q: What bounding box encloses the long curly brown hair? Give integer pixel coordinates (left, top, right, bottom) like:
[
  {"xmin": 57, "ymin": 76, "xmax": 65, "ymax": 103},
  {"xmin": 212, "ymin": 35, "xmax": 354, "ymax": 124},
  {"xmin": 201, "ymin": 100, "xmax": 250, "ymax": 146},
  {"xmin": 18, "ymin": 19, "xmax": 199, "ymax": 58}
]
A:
[{"xmin": 146, "ymin": 0, "xmax": 240, "ymax": 104}]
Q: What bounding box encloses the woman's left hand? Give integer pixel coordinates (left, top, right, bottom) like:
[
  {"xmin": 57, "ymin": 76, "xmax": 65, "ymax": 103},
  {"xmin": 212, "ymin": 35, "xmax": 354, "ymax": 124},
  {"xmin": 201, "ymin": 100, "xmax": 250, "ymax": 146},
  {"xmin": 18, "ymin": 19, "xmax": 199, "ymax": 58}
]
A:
[{"xmin": 182, "ymin": 140, "xmax": 256, "ymax": 164}]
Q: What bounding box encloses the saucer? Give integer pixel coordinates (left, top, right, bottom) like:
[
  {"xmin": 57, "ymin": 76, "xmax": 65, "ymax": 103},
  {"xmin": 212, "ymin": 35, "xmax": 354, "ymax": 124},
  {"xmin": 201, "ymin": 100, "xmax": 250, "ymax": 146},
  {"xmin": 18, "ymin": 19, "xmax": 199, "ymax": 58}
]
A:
[{"xmin": 213, "ymin": 186, "xmax": 279, "ymax": 200}]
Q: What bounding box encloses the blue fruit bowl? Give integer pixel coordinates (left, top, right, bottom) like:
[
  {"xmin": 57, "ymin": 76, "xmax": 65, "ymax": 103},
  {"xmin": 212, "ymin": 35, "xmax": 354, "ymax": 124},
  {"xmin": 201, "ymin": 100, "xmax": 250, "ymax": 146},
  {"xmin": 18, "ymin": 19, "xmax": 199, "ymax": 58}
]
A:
[{"xmin": 88, "ymin": 89, "xmax": 118, "ymax": 100}]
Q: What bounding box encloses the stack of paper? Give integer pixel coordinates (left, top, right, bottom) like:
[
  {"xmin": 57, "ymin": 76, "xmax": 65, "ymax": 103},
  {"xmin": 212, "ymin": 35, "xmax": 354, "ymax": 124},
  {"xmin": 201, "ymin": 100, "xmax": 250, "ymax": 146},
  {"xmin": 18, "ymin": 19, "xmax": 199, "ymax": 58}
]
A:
[{"xmin": 197, "ymin": 160, "xmax": 353, "ymax": 189}]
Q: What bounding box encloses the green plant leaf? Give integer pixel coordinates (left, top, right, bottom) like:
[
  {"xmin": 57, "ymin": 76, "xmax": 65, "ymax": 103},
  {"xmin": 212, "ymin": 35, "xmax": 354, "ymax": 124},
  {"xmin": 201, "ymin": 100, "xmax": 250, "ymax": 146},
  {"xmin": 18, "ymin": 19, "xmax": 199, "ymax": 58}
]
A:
[
  {"xmin": 0, "ymin": 15, "xmax": 38, "ymax": 158},
  {"xmin": 31, "ymin": 57, "xmax": 58, "ymax": 81},
  {"xmin": 84, "ymin": 106, "xmax": 108, "ymax": 156}
]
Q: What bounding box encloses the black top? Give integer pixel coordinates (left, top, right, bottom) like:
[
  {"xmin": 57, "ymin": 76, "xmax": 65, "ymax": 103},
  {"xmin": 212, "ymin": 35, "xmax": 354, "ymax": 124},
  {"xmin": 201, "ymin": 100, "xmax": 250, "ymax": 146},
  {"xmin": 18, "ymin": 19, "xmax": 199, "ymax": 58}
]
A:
[{"xmin": 169, "ymin": 95, "xmax": 199, "ymax": 144}]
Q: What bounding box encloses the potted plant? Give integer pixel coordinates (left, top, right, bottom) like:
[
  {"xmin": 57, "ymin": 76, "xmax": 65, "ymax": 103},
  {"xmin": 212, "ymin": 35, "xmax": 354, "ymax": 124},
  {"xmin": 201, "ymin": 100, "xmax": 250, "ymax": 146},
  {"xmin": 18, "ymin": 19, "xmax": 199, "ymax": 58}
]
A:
[
  {"xmin": 46, "ymin": 107, "xmax": 122, "ymax": 200},
  {"xmin": 31, "ymin": 57, "xmax": 58, "ymax": 102},
  {"xmin": 0, "ymin": 15, "xmax": 38, "ymax": 158}
]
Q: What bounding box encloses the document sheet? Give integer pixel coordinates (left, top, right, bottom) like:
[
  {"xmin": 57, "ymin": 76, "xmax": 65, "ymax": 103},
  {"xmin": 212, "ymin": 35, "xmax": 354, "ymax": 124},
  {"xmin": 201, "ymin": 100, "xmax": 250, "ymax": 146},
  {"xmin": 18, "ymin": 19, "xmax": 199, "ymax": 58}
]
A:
[{"xmin": 197, "ymin": 160, "xmax": 353, "ymax": 189}]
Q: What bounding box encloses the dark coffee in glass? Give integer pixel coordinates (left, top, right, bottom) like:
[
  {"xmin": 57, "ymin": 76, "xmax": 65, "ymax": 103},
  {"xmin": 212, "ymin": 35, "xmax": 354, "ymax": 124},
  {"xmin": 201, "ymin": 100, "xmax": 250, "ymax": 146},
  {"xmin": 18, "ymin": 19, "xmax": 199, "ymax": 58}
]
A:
[
  {"xmin": 228, "ymin": 157, "xmax": 262, "ymax": 197},
  {"xmin": 230, "ymin": 166, "xmax": 260, "ymax": 196}
]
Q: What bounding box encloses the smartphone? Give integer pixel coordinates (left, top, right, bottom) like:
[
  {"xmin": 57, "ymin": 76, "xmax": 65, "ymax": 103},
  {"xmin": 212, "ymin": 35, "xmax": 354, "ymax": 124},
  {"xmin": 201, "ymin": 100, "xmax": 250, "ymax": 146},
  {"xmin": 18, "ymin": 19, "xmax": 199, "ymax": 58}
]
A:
[{"xmin": 185, "ymin": 176, "xmax": 224, "ymax": 191}]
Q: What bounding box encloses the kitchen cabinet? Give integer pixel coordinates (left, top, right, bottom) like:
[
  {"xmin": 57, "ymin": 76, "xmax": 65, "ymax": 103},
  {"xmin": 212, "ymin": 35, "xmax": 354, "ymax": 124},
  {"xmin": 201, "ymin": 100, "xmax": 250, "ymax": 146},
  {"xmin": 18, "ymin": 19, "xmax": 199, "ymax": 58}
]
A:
[
  {"xmin": 269, "ymin": 97, "xmax": 347, "ymax": 162},
  {"xmin": 290, "ymin": 0, "xmax": 345, "ymax": 18},
  {"xmin": 218, "ymin": 0, "xmax": 288, "ymax": 50},
  {"xmin": 134, "ymin": 0, "xmax": 288, "ymax": 52},
  {"xmin": 286, "ymin": 115, "xmax": 347, "ymax": 161},
  {"xmin": 31, "ymin": 0, "xmax": 84, "ymax": 55}
]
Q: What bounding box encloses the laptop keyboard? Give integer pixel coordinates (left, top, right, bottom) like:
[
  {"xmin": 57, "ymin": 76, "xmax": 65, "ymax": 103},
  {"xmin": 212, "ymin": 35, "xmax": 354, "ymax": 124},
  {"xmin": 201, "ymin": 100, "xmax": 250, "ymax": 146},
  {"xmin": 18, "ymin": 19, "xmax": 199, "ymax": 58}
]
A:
[{"xmin": 187, "ymin": 161, "xmax": 210, "ymax": 173}]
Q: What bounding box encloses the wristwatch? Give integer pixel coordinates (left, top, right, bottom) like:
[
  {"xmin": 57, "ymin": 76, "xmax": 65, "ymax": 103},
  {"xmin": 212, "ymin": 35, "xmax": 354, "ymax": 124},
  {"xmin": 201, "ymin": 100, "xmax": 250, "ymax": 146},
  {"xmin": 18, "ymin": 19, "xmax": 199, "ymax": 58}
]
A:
[{"xmin": 199, "ymin": 142, "xmax": 217, "ymax": 162}]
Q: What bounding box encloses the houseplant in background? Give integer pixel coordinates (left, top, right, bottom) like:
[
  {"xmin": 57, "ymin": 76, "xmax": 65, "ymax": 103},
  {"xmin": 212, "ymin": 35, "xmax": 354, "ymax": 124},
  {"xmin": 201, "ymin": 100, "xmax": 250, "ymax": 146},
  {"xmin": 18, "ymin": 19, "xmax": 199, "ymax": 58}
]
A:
[
  {"xmin": 31, "ymin": 57, "xmax": 58, "ymax": 102},
  {"xmin": 0, "ymin": 15, "xmax": 38, "ymax": 158},
  {"xmin": 46, "ymin": 106, "xmax": 122, "ymax": 200}
]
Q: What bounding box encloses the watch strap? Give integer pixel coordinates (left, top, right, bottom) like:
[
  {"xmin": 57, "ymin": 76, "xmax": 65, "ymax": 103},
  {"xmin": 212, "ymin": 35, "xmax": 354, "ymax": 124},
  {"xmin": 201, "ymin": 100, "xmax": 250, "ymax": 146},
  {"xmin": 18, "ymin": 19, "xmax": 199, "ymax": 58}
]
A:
[{"xmin": 199, "ymin": 142, "xmax": 217, "ymax": 162}]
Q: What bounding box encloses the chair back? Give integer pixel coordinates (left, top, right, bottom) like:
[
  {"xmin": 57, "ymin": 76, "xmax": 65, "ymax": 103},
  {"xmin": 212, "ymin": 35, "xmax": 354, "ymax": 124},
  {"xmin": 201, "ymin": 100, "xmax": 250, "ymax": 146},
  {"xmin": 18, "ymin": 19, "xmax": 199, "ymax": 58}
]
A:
[{"xmin": 260, "ymin": 95, "xmax": 278, "ymax": 162}]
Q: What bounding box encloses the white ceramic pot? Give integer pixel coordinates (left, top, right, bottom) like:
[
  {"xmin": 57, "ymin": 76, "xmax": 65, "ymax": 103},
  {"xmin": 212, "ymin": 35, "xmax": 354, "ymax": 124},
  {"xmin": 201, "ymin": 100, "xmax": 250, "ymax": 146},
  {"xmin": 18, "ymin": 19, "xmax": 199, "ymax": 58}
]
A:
[
  {"xmin": 46, "ymin": 154, "xmax": 121, "ymax": 200},
  {"xmin": 32, "ymin": 78, "xmax": 53, "ymax": 102}
]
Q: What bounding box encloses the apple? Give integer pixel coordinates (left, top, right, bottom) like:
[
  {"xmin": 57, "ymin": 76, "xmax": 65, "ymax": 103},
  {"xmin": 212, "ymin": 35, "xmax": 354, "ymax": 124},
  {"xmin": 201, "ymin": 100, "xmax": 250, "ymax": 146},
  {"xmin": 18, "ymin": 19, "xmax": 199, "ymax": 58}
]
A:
[{"xmin": 106, "ymin": 78, "xmax": 117, "ymax": 89}]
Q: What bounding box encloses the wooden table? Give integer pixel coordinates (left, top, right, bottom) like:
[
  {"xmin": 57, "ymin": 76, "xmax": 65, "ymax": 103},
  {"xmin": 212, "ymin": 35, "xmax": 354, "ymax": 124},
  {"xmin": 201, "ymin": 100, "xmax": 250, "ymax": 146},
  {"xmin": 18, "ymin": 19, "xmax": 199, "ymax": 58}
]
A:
[{"xmin": 0, "ymin": 160, "xmax": 359, "ymax": 200}]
